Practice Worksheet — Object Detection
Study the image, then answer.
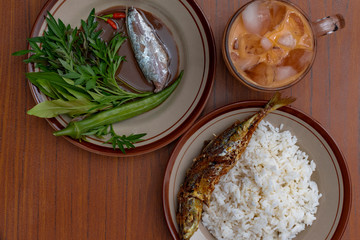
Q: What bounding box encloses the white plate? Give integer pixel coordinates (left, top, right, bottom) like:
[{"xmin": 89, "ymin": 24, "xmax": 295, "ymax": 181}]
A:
[
  {"xmin": 27, "ymin": 0, "xmax": 216, "ymax": 156},
  {"xmin": 163, "ymin": 101, "xmax": 351, "ymax": 240}
]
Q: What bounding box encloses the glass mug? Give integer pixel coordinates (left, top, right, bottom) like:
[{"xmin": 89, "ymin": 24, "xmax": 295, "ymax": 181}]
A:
[{"xmin": 222, "ymin": 0, "xmax": 345, "ymax": 91}]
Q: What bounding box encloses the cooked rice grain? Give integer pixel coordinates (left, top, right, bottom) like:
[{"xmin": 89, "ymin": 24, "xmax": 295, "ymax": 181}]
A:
[{"xmin": 202, "ymin": 121, "xmax": 321, "ymax": 240}]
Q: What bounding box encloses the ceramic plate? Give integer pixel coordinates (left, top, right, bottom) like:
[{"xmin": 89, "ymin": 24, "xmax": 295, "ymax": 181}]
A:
[
  {"xmin": 27, "ymin": 0, "xmax": 215, "ymax": 156},
  {"xmin": 163, "ymin": 101, "xmax": 351, "ymax": 240}
]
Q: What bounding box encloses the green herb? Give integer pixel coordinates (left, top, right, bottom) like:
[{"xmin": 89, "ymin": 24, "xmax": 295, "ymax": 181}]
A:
[
  {"xmin": 14, "ymin": 9, "xmax": 182, "ymax": 153},
  {"xmin": 106, "ymin": 125, "xmax": 146, "ymax": 154},
  {"xmin": 82, "ymin": 124, "xmax": 146, "ymax": 153}
]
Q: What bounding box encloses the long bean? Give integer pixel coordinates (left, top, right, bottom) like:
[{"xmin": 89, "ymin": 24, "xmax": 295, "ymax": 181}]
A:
[{"xmin": 54, "ymin": 71, "xmax": 183, "ymax": 139}]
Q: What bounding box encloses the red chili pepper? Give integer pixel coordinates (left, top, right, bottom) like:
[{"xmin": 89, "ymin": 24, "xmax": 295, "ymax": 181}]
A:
[
  {"xmin": 106, "ymin": 19, "xmax": 117, "ymax": 30},
  {"xmin": 113, "ymin": 12, "xmax": 126, "ymax": 19},
  {"xmin": 103, "ymin": 12, "xmax": 126, "ymax": 19},
  {"xmin": 93, "ymin": 15, "xmax": 118, "ymax": 30}
]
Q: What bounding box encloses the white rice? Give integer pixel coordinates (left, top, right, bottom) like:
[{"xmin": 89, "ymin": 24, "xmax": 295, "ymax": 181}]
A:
[{"xmin": 202, "ymin": 121, "xmax": 321, "ymax": 240}]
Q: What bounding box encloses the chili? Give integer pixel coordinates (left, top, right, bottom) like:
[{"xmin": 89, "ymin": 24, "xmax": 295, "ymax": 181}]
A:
[
  {"xmin": 93, "ymin": 15, "xmax": 118, "ymax": 30},
  {"xmin": 106, "ymin": 19, "xmax": 117, "ymax": 30},
  {"xmin": 103, "ymin": 12, "xmax": 126, "ymax": 19},
  {"xmin": 53, "ymin": 71, "xmax": 183, "ymax": 139}
]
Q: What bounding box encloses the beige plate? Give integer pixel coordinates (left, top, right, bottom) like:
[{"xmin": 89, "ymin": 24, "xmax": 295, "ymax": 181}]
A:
[
  {"xmin": 163, "ymin": 101, "xmax": 351, "ymax": 240},
  {"xmin": 27, "ymin": 0, "xmax": 215, "ymax": 156}
]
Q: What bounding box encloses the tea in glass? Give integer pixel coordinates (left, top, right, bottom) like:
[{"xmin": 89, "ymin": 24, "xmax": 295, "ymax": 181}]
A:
[{"xmin": 226, "ymin": 0, "xmax": 315, "ymax": 89}]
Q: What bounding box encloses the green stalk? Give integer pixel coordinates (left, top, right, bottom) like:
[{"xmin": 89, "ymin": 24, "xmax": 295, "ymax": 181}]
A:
[{"xmin": 54, "ymin": 71, "xmax": 183, "ymax": 139}]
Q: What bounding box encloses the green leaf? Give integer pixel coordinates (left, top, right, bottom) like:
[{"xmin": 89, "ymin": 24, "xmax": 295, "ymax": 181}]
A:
[
  {"xmin": 57, "ymin": 18, "xmax": 66, "ymax": 32},
  {"xmin": 46, "ymin": 13, "xmax": 63, "ymax": 38},
  {"xmin": 44, "ymin": 40, "xmax": 58, "ymax": 50},
  {"xmin": 84, "ymin": 65, "xmax": 95, "ymax": 76},
  {"xmin": 29, "ymin": 41, "xmax": 42, "ymax": 53},
  {"xmin": 62, "ymin": 72, "xmax": 81, "ymax": 79},
  {"xmin": 86, "ymin": 90, "xmax": 103, "ymax": 101},
  {"xmin": 26, "ymin": 72, "xmax": 93, "ymax": 100},
  {"xmin": 62, "ymin": 85, "xmax": 91, "ymax": 100},
  {"xmin": 81, "ymin": 20, "xmax": 89, "ymax": 36},
  {"xmin": 88, "ymin": 9, "xmax": 96, "ymax": 23},
  {"xmin": 74, "ymin": 77, "xmax": 85, "ymax": 85},
  {"xmin": 12, "ymin": 49, "xmax": 32, "ymax": 56},
  {"xmin": 27, "ymin": 36, "xmax": 44, "ymax": 43},
  {"xmin": 39, "ymin": 80, "xmax": 77, "ymax": 101},
  {"xmin": 27, "ymin": 98, "xmax": 98, "ymax": 118},
  {"xmin": 85, "ymin": 78, "xmax": 96, "ymax": 90},
  {"xmin": 31, "ymin": 78, "xmax": 58, "ymax": 99},
  {"xmin": 127, "ymin": 133, "xmax": 147, "ymax": 141},
  {"xmin": 46, "ymin": 35, "xmax": 62, "ymax": 43},
  {"xmin": 59, "ymin": 59, "xmax": 73, "ymax": 71}
]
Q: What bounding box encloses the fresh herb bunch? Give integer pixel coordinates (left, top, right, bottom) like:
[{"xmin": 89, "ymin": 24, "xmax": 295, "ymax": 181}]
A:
[{"xmin": 13, "ymin": 9, "xmax": 159, "ymax": 152}]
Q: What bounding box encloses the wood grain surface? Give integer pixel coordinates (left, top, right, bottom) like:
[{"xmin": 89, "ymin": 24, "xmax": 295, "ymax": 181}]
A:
[{"xmin": 0, "ymin": 0, "xmax": 358, "ymax": 239}]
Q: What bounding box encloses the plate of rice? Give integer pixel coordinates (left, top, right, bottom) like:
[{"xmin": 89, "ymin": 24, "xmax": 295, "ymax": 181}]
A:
[{"xmin": 163, "ymin": 100, "xmax": 351, "ymax": 240}]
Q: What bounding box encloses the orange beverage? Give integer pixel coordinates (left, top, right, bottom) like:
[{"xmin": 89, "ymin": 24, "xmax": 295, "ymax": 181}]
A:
[{"xmin": 226, "ymin": 0, "xmax": 315, "ymax": 89}]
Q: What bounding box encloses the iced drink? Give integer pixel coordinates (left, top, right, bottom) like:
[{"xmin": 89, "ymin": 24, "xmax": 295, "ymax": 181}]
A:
[{"xmin": 227, "ymin": 0, "xmax": 314, "ymax": 88}]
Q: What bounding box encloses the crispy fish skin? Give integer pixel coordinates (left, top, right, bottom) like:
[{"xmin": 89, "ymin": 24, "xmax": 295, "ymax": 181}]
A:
[
  {"xmin": 126, "ymin": 7, "xmax": 170, "ymax": 93},
  {"xmin": 176, "ymin": 93, "xmax": 295, "ymax": 240}
]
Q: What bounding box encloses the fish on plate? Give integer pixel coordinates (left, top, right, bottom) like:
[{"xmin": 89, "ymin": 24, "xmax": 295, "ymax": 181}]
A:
[
  {"xmin": 126, "ymin": 7, "xmax": 170, "ymax": 93},
  {"xmin": 176, "ymin": 92, "xmax": 295, "ymax": 240}
]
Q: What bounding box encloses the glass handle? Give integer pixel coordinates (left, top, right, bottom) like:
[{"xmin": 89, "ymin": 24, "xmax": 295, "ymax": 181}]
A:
[{"xmin": 312, "ymin": 14, "xmax": 345, "ymax": 37}]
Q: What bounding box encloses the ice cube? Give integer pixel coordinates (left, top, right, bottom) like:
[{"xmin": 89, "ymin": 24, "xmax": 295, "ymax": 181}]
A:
[
  {"xmin": 261, "ymin": 37, "xmax": 273, "ymax": 50},
  {"xmin": 231, "ymin": 51, "xmax": 240, "ymax": 61},
  {"xmin": 245, "ymin": 62, "xmax": 275, "ymax": 86},
  {"xmin": 280, "ymin": 49, "xmax": 313, "ymax": 72},
  {"xmin": 238, "ymin": 55, "xmax": 260, "ymax": 71},
  {"xmin": 240, "ymin": 34, "xmax": 266, "ymax": 55},
  {"xmin": 269, "ymin": 2, "xmax": 287, "ymax": 30},
  {"xmin": 299, "ymin": 33, "xmax": 313, "ymax": 49},
  {"xmin": 242, "ymin": 1, "xmax": 271, "ymax": 36},
  {"xmin": 288, "ymin": 12, "xmax": 305, "ymax": 37},
  {"xmin": 277, "ymin": 33, "xmax": 296, "ymax": 48},
  {"xmin": 231, "ymin": 51, "xmax": 259, "ymax": 71},
  {"xmin": 275, "ymin": 66, "xmax": 297, "ymax": 82},
  {"xmin": 266, "ymin": 46, "xmax": 286, "ymax": 65},
  {"xmin": 233, "ymin": 38, "xmax": 239, "ymax": 50}
]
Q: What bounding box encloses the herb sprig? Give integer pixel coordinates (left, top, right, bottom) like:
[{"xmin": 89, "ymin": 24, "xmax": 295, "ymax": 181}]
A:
[{"xmin": 82, "ymin": 124, "xmax": 146, "ymax": 153}]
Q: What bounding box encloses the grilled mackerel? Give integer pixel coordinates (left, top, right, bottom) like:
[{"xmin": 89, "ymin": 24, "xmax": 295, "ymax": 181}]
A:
[{"xmin": 176, "ymin": 93, "xmax": 295, "ymax": 240}]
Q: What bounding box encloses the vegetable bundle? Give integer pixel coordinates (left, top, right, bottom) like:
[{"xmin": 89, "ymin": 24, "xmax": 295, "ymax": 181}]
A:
[{"xmin": 14, "ymin": 9, "xmax": 182, "ymax": 153}]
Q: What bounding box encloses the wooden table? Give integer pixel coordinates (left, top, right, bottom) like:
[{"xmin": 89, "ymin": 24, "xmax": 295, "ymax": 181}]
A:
[{"xmin": 1, "ymin": 0, "xmax": 359, "ymax": 239}]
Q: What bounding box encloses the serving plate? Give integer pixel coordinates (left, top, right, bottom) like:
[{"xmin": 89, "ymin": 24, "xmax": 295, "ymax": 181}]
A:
[
  {"xmin": 163, "ymin": 101, "xmax": 351, "ymax": 240},
  {"xmin": 27, "ymin": 0, "xmax": 215, "ymax": 156}
]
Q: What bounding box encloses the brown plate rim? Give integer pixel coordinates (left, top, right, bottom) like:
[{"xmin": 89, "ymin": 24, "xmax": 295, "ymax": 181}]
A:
[
  {"xmin": 162, "ymin": 100, "xmax": 352, "ymax": 240},
  {"xmin": 26, "ymin": 0, "xmax": 216, "ymax": 157}
]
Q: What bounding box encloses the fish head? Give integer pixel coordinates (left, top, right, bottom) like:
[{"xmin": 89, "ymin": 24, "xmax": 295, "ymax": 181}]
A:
[{"xmin": 177, "ymin": 194, "xmax": 203, "ymax": 240}]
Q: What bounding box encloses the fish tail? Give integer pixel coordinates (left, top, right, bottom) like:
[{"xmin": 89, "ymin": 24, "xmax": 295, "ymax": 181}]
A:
[
  {"xmin": 242, "ymin": 92, "xmax": 295, "ymax": 133},
  {"xmin": 265, "ymin": 92, "xmax": 296, "ymax": 113}
]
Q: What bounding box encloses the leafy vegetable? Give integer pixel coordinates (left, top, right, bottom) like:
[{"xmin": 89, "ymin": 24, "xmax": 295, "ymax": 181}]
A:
[{"xmin": 14, "ymin": 9, "xmax": 182, "ymax": 153}]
